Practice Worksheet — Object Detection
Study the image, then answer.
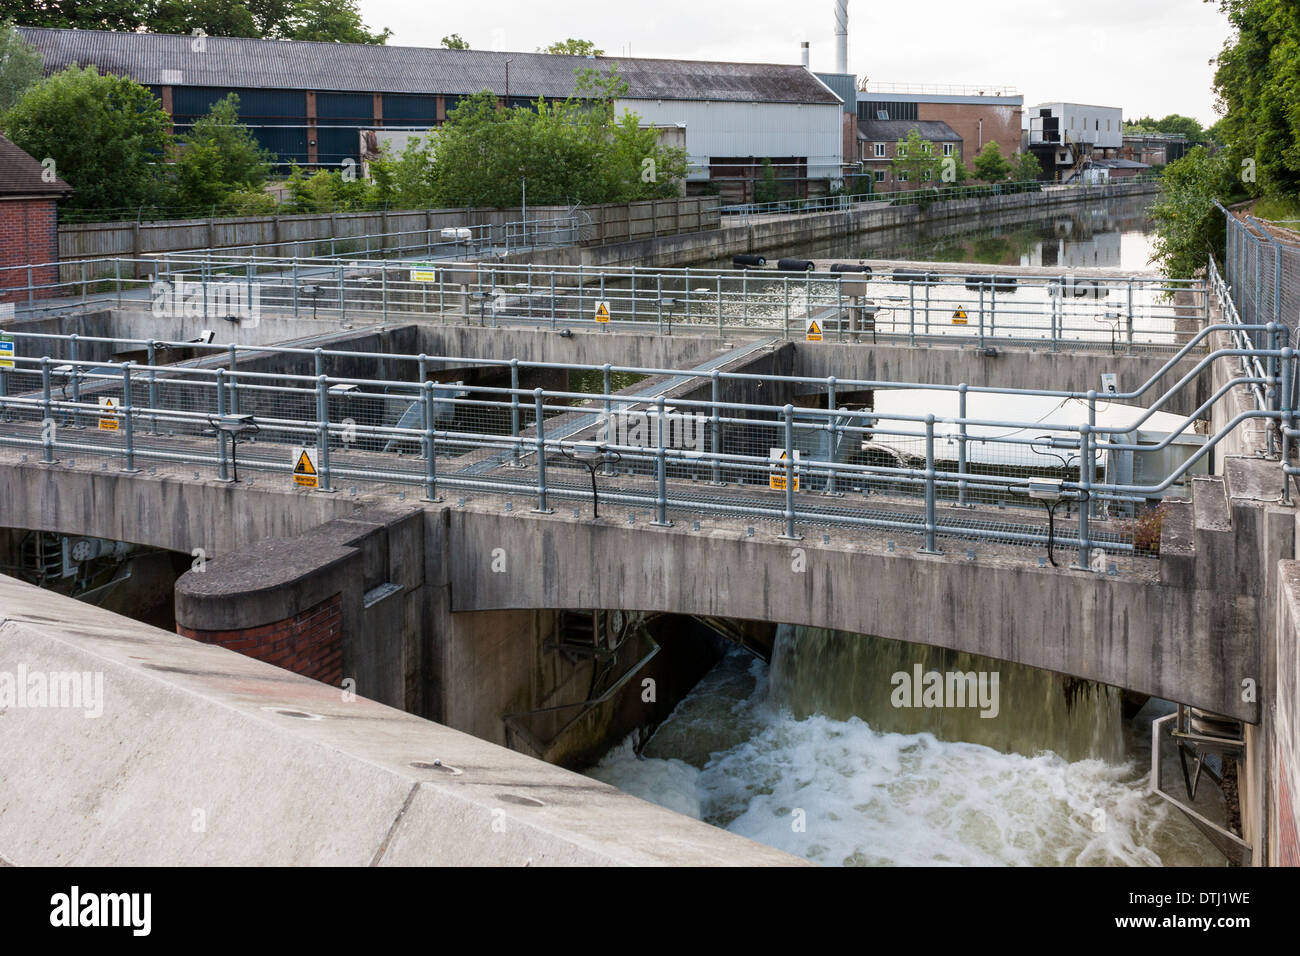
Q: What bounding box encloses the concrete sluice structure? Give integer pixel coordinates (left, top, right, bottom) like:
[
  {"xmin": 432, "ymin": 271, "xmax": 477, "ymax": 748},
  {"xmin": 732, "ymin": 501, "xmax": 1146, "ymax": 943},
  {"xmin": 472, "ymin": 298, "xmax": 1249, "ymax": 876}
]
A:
[{"xmin": 0, "ymin": 249, "xmax": 1297, "ymax": 867}]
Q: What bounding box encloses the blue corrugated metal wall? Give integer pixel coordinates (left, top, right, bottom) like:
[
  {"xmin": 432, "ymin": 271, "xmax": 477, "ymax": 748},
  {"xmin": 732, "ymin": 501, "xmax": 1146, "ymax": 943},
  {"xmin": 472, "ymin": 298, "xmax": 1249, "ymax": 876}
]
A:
[{"xmin": 169, "ymin": 86, "xmax": 309, "ymax": 167}]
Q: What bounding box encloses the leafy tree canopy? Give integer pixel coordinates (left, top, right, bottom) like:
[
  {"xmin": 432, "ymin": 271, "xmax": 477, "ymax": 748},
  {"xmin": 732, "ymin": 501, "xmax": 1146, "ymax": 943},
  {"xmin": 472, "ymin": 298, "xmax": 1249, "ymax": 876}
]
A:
[
  {"xmin": 441, "ymin": 34, "xmax": 469, "ymax": 50},
  {"xmin": 0, "ymin": 20, "xmax": 42, "ymax": 113},
  {"xmin": 972, "ymin": 141, "xmax": 1012, "ymax": 182},
  {"xmin": 170, "ymin": 93, "xmax": 272, "ymax": 212},
  {"xmin": 540, "ymin": 38, "xmax": 604, "ymax": 57}
]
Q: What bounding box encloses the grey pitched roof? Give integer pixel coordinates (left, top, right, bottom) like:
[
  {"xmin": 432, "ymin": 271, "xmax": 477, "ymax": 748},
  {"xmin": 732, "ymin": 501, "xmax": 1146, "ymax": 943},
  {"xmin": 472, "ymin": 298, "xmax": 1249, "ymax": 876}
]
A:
[
  {"xmin": 0, "ymin": 134, "xmax": 71, "ymax": 198},
  {"xmin": 857, "ymin": 118, "xmax": 961, "ymax": 142},
  {"xmin": 16, "ymin": 27, "xmax": 841, "ymax": 105}
]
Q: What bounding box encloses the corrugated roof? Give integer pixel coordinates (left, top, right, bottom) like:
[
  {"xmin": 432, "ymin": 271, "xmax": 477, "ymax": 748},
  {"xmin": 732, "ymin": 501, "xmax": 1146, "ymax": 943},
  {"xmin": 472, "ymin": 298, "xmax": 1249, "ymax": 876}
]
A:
[
  {"xmin": 16, "ymin": 27, "xmax": 841, "ymax": 105},
  {"xmin": 856, "ymin": 118, "xmax": 961, "ymax": 142},
  {"xmin": 0, "ymin": 134, "xmax": 71, "ymax": 197}
]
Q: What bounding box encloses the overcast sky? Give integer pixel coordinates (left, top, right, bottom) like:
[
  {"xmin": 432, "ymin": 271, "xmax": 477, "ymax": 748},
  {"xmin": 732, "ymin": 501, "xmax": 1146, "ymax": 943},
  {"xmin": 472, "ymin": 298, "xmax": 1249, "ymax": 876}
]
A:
[{"xmin": 362, "ymin": 0, "xmax": 1229, "ymax": 125}]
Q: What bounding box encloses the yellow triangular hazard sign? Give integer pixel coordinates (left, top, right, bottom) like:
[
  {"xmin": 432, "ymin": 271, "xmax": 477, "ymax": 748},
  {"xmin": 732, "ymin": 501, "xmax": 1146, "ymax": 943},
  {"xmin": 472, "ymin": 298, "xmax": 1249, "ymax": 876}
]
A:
[
  {"xmin": 953, "ymin": 308, "xmax": 967, "ymax": 320},
  {"xmin": 101, "ymin": 398, "xmax": 115, "ymax": 410},
  {"xmin": 294, "ymin": 450, "xmax": 317, "ymax": 476},
  {"xmin": 808, "ymin": 321, "xmax": 821, "ymax": 335},
  {"xmin": 596, "ymin": 303, "xmax": 609, "ymax": 318}
]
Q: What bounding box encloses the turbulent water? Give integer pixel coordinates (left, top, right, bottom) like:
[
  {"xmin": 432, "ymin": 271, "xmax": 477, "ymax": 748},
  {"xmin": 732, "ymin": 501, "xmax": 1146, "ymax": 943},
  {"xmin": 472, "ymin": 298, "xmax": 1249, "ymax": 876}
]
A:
[{"xmin": 586, "ymin": 628, "xmax": 1225, "ymax": 867}]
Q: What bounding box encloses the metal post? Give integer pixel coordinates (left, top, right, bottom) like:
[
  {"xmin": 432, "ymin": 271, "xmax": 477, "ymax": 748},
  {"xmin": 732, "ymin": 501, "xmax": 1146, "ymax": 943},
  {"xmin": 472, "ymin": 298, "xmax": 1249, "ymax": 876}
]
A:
[
  {"xmin": 1126, "ymin": 277, "xmax": 1134, "ymax": 350},
  {"xmin": 422, "ymin": 381, "xmax": 441, "ymax": 502},
  {"xmin": 510, "ymin": 359, "xmax": 521, "ymax": 467},
  {"xmin": 957, "ymin": 383, "xmax": 969, "ymax": 507},
  {"xmin": 147, "ymin": 340, "xmax": 159, "ymax": 434},
  {"xmin": 781, "ymin": 404, "xmax": 800, "ymax": 540},
  {"xmin": 121, "ymin": 363, "xmax": 138, "ymax": 473},
  {"xmin": 652, "ymin": 395, "xmax": 671, "ymax": 527},
  {"xmin": 532, "ymin": 388, "xmax": 553, "ymax": 513},
  {"xmin": 924, "ymin": 276, "xmax": 931, "ymax": 336},
  {"xmin": 40, "ymin": 358, "xmax": 56, "ymax": 464},
  {"xmin": 837, "ymin": 278, "xmax": 844, "ymax": 342},
  {"xmin": 602, "ymin": 363, "xmax": 614, "ymax": 476},
  {"xmin": 292, "ymin": 258, "xmax": 300, "ymax": 320},
  {"xmin": 1077, "ymin": 423, "xmax": 1093, "ymax": 569},
  {"xmin": 215, "ymin": 368, "xmax": 229, "ymax": 481},
  {"xmin": 783, "ymin": 274, "xmax": 790, "ymax": 338},
  {"xmin": 921, "ymin": 415, "xmax": 940, "ymax": 554},
  {"xmin": 316, "ymin": 375, "xmax": 332, "ymax": 492},
  {"xmin": 228, "ymin": 343, "xmax": 239, "ymax": 416},
  {"xmin": 710, "ymin": 370, "xmax": 722, "ymax": 485},
  {"xmin": 550, "ymin": 269, "xmax": 556, "ymax": 328},
  {"xmin": 1282, "ymin": 347, "xmax": 1294, "ymax": 504},
  {"xmin": 978, "ymin": 284, "xmax": 986, "ymax": 349},
  {"xmin": 908, "ymin": 281, "xmax": 915, "ymax": 346},
  {"xmin": 717, "ymin": 274, "xmax": 724, "ymax": 335},
  {"xmin": 337, "ymin": 263, "xmax": 346, "ymax": 322},
  {"xmin": 657, "ymin": 273, "xmax": 664, "ymax": 335},
  {"xmin": 69, "ymin": 334, "xmax": 81, "ymax": 430},
  {"xmin": 825, "ymin": 377, "xmax": 840, "ymax": 496}
]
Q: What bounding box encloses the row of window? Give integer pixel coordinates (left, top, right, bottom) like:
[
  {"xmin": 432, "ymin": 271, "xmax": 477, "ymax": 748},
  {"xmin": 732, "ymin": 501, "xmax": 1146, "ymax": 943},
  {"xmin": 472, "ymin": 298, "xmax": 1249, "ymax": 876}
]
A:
[
  {"xmin": 870, "ymin": 142, "xmax": 955, "ymax": 158},
  {"xmin": 869, "ymin": 169, "xmax": 933, "ymax": 183}
]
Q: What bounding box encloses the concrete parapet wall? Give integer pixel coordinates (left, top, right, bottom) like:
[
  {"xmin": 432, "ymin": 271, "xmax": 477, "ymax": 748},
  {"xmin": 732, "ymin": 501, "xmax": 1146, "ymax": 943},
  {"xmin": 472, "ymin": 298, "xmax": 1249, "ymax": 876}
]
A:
[
  {"xmin": 1270, "ymin": 561, "xmax": 1300, "ymax": 866},
  {"xmin": 0, "ymin": 573, "xmax": 796, "ymax": 866}
]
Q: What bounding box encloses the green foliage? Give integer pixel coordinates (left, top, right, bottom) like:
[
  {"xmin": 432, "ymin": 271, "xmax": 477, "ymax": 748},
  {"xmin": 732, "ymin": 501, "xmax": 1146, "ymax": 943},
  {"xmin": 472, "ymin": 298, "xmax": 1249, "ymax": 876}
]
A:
[
  {"xmin": 221, "ymin": 185, "xmax": 278, "ymax": 215},
  {"xmin": 541, "ymin": 38, "xmax": 604, "ymax": 57},
  {"xmin": 0, "ymin": 21, "xmax": 42, "ymax": 113},
  {"xmin": 754, "ymin": 158, "xmax": 778, "ymax": 203},
  {"xmin": 972, "ymin": 141, "xmax": 1012, "ymax": 182},
  {"xmin": 1, "ymin": 0, "xmax": 388, "ymax": 44},
  {"xmin": 890, "ymin": 129, "xmax": 940, "ymax": 187},
  {"xmin": 1211, "ymin": 0, "xmax": 1300, "ymax": 199},
  {"xmin": 411, "ymin": 69, "xmax": 686, "ymax": 207},
  {"xmin": 1124, "ymin": 114, "xmax": 1207, "ymax": 141},
  {"xmin": 1011, "ymin": 150, "xmax": 1042, "ymax": 182},
  {"xmin": 368, "ymin": 135, "xmax": 438, "ymax": 208},
  {"xmin": 1, "ymin": 64, "xmax": 171, "ymax": 210},
  {"xmin": 170, "ymin": 94, "xmax": 272, "ymax": 213},
  {"xmin": 282, "ymin": 164, "xmax": 373, "ymax": 212},
  {"xmin": 1149, "ymin": 146, "xmax": 1236, "ymax": 277},
  {"xmin": 441, "ymin": 34, "xmax": 470, "ymax": 50}
]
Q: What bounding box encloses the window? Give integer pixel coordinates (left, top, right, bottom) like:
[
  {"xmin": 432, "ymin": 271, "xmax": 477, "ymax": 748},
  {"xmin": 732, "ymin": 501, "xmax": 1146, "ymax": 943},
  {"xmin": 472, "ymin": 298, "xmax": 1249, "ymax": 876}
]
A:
[
  {"xmin": 897, "ymin": 143, "xmax": 907, "ymax": 157},
  {"xmin": 921, "ymin": 143, "xmax": 931, "ymax": 155},
  {"xmin": 874, "ymin": 170, "xmax": 886, "ymax": 183},
  {"xmin": 874, "ymin": 142, "xmax": 887, "ymax": 158},
  {"xmin": 922, "ymin": 169, "xmax": 932, "ymax": 181},
  {"xmin": 897, "ymin": 170, "xmax": 909, "ymax": 182},
  {"xmin": 943, "ymin": 143, "xmax": 954, "ymax": 156}
]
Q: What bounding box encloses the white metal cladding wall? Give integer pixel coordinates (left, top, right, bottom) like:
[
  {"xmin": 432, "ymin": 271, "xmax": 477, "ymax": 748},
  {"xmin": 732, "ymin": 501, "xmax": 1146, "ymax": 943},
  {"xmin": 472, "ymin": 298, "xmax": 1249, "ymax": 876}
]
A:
[{"xmin": 617, "ymin": 99, "xmax": 844, "ymax": 180}]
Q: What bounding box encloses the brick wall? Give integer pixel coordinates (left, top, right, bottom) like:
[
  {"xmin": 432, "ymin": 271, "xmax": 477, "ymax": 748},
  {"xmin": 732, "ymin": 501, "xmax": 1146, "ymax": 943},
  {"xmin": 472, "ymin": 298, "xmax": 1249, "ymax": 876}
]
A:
[
  {"xmin": 178, "ymin": 592, "xmax": 344, "ymax": 686},
  {"xmin": 918, "ymin": 102, "xmax": 1023, "ymax": 168},
  {"xmin": 0, "ymin": 197, "xmax": 60, "ymax": 302}
]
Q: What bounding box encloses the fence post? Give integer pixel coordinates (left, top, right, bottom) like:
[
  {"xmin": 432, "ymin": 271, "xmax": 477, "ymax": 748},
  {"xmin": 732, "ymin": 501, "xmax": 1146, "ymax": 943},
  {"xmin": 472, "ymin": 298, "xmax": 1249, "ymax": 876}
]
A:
[
  {"xmin": 422, "ymin": 381, "xmax": 441, "ymax": 502},
  {"xmin": 550, "ymin": 269, "xmax": 557, "ymax": 328},
  {"xmin": 41, "ymin": 358, "xmax": 56, "ymax": 464},
  {"xmin": 717, "ymin": 274, "xmax": 724, "ymax": 335},
  {"xmin": 653, "ymin": 395, "xmax": 671, "ymax": 527},
  {"xmin": 1282, "ymin": 347, "xmax": 1294, "ymax": 505},
  {"xmin": 215, "ymin": 368, "xmax": 229, "ymax": 481},
  {"xmin": 978, "ymin": 283, "xmax": 986, "ymax": 349},
  {"xmin": 510, "ymin": 359, "xmax": 521, "ymax": 467},
  {"xmin": 69, "ymin": 334, "xmax": 81, "ymax": 430},
  {"xmin": 532, "ymin": 388, "xmax": 553, "ymax": 513},
  {"xmin": 121, "ymin": 363, "xmax": 139, "ymax": 473},
  {"xmin": 710, "ymin": 370, "xmax": 722, "ymax": 485},
  {"xmin": 292, "ymin": 258, "xmax": 300, "ymax": 320},
  {"xmin": 908, "ymin": 281, "xmax": 915, "ymax": 346},
  {"xmin": 1076, "ymin": 422, "xmax": 1093, "ymax": 569},
  {"xmin": 228, "ymin": 344, "xmax": 239, "ymax": 416},
  {"xmin": 316, "ymin": 375, "xmax": 332, "ymax": 492},
  {"xmin": 602, "ymin": 363, "xmax": 614, "ymax": 476},
  {"xmin": 1126, "ymin": 276, "xmax": 1135, "ymax": 350},
  {"xmin": 781, "ymin": 404, "xmax": 801, "ymax": 540},
  {"xmin": 825, "ymin": 377, "xmax": 841, "ymax": 496},
  {"xmin": 784, "ymin": 274, "xmax": 790, "ymax": 338},
  {"xmin": 957, "ymin": 383, "xmax": 969, "ymax": 507},
  {"xmin": 921, "ymin": 415, "xmax": 940, "ymax": 554}
]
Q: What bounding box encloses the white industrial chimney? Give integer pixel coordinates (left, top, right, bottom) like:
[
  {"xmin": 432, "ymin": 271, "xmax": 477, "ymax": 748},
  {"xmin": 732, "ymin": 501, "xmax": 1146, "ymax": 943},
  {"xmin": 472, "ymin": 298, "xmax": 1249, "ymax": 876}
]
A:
[
  {"xmin": 834, "ymin": 0, "xmax": 849, "ymax": 74},
  {"xmin": 801, "ymin": 41, "xmax": 810, "ymax": 68}
]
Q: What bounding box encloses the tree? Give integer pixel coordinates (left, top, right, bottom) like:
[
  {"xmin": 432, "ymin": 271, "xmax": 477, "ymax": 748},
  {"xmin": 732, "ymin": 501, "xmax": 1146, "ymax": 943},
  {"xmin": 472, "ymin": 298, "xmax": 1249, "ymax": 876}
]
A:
[
  {"xmin": 890, "ymin": 129, "xmax": 940, "ymax": 188},
  {"xmin": 283, "ymin": 163, "xmax": 374, "ymax": 212},
  {"xmin": 0, "ymin": 21, "xmax": 41, "ymax": 114},
  {"xmin": 972, "ymin": 141, "xmax": 1012, "ymax": 182},
  {"xmin": 1210, "ymin": 0, "xmax": 1300, "ymax": 198},
  {"xmin": 754, "ymin": 158, "xmax": 778, "ymax": 203},
  {"xmin": 1011, "ymin": 150, "xmax": 1042, "ymax": 182},
  {"xmin": 1149, "ymin": 146, "xmax": 1236, "ymax": 278},
  {"xmin": 170, "ymin": 93, "xmax": 272, "ymax": 213},
  {"xmin": 1, "ymin": 0, "xmax": 389, "ymax": 44},
  {"xmin": 441, "ymin": 34, "xmax": 470, "ymax": 50},
  {"xmin": 1, "ymin": 64, "xmax": 172, "ymax": 211},
  {"xmin": 279, "ymin": 0, "xmax": 389, "ymax": 43},
  {"xmin": 541, "ymin": 39, "xmax": 604, "ymax": 57}
]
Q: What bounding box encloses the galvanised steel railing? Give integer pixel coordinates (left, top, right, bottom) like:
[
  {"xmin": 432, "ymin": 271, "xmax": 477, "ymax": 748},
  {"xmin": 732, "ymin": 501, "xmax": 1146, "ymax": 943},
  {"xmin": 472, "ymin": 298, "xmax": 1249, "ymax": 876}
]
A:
[
  {"xmin": 3, "ymin": 255, "xmax": 1207, "ymax": 353},
  {"xmin": 0, "ymin": 319, "xmax": 1286, "ymax": 564},
  {"xmin": 718, "ymin": 175, "xmax": 1162, "ymax": 224}
]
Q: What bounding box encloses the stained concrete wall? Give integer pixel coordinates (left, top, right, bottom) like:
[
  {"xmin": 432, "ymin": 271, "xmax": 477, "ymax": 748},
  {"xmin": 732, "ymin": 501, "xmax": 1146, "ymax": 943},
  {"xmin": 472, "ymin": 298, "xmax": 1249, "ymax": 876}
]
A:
[{"xmin": 0, "ymin": 573, "xmax": 797, "ymax": 866}]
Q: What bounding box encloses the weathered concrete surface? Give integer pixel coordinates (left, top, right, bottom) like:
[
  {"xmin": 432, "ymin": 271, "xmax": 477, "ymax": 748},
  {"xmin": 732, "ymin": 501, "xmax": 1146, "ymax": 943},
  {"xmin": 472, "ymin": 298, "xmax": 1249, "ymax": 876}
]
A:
[
  {"xmin": 0, "ymin": 574, "xmax": 800, "ymax": 866},
  {"xmin": 446, "ymin": 505, "xmax": 1261, "ymax": 721},
  {"xmin": 1268, "ymin": 561, "xmax": 1300, "ymax": 866}
]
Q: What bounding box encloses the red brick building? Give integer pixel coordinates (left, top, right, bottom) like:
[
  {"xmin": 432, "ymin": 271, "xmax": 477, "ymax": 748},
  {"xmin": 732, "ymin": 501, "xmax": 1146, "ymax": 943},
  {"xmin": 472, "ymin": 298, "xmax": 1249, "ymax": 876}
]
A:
[{"xmin": 0, "ymin": 135, "xmax": 71, "ymax": 304}]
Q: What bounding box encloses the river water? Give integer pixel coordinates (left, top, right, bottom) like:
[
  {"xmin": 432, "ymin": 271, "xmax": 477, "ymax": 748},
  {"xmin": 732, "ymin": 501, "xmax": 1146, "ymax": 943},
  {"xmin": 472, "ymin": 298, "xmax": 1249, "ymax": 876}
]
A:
[
  {"xmin": 729, "ymin": 196, "xmax": 1159, "ymax": 272},
  {"xmin": 587, "ymin": 630, "xmax": 1224, "ymax": 867}
]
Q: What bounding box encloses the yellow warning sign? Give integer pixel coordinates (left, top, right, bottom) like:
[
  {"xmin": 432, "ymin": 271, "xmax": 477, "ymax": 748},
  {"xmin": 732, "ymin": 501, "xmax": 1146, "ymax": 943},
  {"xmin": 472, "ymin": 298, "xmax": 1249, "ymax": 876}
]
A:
[
  {"xmin": 952, "ymin": 307, "xmax": 969, "ymax": 325},
  {"xmin": 805, "ymin": 318, "xmax": 823, "ymax": 342},
  {"xmin": 292, "ymin": 447, "xmax": 319, "ymax": 488},
  {"xmin": 768, "ymin": 448, "xmax": 801, "ymax": 492},
  {"xmin": 594, "ymin": 300, "xmax": 611, "ymax": 323},
  {"xmin": 97, "ymin": 397, "xmax": 119, "ymax": 431}
]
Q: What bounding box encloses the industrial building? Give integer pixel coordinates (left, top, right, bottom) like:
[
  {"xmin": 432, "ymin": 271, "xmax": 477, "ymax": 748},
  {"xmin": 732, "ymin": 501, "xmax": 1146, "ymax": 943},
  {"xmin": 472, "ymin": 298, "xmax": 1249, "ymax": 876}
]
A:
[
  {"xmin": 1024, "ymin": 102, "xmax": 1125, "ymax": 182},
  {"xmin": 855, "ymin": 83, "xmax": 1024, "ymax": 172},
  {"xmin": 16, "ymin": 26, "xmax": 846, "ymax": 199},
  {"xmin": 854, "ymin": 118, "xmax": 962, "ymax": 189}
]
